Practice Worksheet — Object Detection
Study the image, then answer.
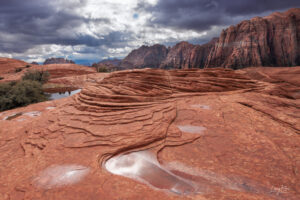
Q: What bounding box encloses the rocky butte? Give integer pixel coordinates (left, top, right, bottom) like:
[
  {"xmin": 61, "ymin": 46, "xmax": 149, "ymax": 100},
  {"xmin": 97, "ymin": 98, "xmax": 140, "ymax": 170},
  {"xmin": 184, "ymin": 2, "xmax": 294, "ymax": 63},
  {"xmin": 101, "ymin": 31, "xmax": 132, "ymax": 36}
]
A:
[
  {"xmin": 0, "ymin": 8, "xmax": 299, "ymax": 200},
  {"xmin": 43, "ymin": 58, "xmax": 75, "ymax": 65},
  {"xmin": 120, "ymin": 8, "xmax": 300, "ymax": 69}
]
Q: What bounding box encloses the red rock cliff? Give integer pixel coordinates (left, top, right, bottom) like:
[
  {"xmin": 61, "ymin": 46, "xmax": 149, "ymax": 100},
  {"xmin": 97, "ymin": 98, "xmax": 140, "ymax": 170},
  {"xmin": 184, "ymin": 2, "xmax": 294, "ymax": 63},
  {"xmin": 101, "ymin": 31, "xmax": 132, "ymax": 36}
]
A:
[
  {"xmin": 160, "ymin": 38, "xmax": 218, "ymax": 69},
  {"xmin": 121, "ymin": 8, "xmax": 300, "ymax": 69},
  {"xmin": 205, "ymin": 8, "xmax": 300, "ymax": 68},
  {"xmin": 120, "ymin": 44, "xmax": 168, "ymax": 69}
]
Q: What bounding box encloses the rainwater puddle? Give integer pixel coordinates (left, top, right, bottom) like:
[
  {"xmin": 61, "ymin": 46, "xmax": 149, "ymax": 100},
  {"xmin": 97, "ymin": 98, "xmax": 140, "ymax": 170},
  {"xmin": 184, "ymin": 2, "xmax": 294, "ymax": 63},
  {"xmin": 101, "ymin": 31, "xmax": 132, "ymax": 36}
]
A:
[
  {"xmin": 191, "ymin": 105, "xmax": 210, "ymax": 110},
  {"xmin": 177, "ymin": 125, "xmax": 206, "ymax": 134},
  {"xmin": 48, "ymin": 89, "xmax": 81, "ymax": 100},
  {"xmin": 2, "ymin": 111, "xmax": 41, "ymax": 121},
  {"xmin": 34, "ymin": 164, "xmax": 90, "ymax": 189},
  {"xmin": 23, "ymin": 111, "xmax": 41, "ymax": 117},
  {"xmin": 46, "ymin": 106, "xmax": 56, "ymax": 110},
  {"xmin": 3, "ymin": 112, "xmax": 23, "ymax": 120},
  {"xmin": 105, "ymin": 151, "xmax": 197, "ymax": 195}
]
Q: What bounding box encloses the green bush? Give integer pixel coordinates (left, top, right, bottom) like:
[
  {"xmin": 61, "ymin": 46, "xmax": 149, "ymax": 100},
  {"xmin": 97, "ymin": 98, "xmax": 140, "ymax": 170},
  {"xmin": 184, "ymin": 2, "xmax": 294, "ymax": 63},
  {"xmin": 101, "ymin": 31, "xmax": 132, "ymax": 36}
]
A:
[
  {"xmin": 22, "ymin": 70, "xmax": 50, "ymax": 84},
  {"xmin": 15, "ymin": 68, "xmax": 23, "ymax": 73},
  {"xmin": 0, "ymin": 77, "xmax": 3, "ymax": 80},
  {"xmin": 0, "ymin": 80, "xmax": 49, "ymax": 111},
  {"xmin": 25, "ymin": 65, "xmax": 31, "ymax": 68},
  {"xmin": 96, "ymin": 66, "xmax": 109, "ymax": 73}
]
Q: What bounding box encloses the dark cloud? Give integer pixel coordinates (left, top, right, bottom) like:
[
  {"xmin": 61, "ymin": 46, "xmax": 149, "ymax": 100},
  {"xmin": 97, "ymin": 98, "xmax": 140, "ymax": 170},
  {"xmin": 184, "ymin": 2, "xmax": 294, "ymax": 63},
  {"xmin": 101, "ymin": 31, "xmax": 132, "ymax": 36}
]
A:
[
  {"xmin": 141, "ymin": 0, "xmax": 300, "ymax": 31},
  {"xmin": 1, "ymin": 0, "xmax": 299, "ymax": 62},
  {"xmin": 0, "ymin": 0, "xmax": 119, "ymax": 54}
]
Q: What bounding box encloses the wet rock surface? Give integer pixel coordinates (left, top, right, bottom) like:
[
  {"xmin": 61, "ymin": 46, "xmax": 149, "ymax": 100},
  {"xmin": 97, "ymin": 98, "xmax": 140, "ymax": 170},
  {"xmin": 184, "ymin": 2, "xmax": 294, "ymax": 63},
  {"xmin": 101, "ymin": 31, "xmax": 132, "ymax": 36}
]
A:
[{"xmin": 0, "ymin": 67, "xmax": 299, "ymax": 199}]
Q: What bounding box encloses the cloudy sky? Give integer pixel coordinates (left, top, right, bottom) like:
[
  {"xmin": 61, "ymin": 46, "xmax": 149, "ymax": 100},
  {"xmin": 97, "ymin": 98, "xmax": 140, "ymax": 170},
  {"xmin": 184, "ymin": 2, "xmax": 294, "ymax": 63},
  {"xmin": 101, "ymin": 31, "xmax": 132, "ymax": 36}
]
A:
[{"xmin": 0, "ymin": 0, "xmax": 299, "ymax": 65}]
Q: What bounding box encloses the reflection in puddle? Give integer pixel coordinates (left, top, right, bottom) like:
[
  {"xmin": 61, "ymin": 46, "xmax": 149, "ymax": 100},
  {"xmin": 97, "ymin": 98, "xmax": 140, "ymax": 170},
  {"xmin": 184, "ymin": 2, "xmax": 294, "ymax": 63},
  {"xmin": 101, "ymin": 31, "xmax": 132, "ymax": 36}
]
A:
[
  {"xmin": 3, "ymin": 112, "xmax": 23, "ymax": 120},
  {"xmin": 34, "ymin": 164, "xmax": 90, "ymax": 189},
  {"xmin": 3, "ymin": 111, "xmax": 41, "ymax": 121},
  {"xmin": 166, "ymin": 162, "xmax": 292, "ymax": 199},
  {"xmin": 48, "ymin": 89, "xmax": 81, "ymax": 100},
  {"xmin": 105, "ymin": 151, "xmax": 197, "ymax": 195},
  {"xmin": 23, "ymin": 111, "xmax": 41, "ymax": 117},
  {"xmin": 191, "ymin": 105, "xmax": 210, "ymax": 110},
  {"xmin": 46, "ymin": 106, "xmax": 56, "ymax": 110},
  {"xmin": 177, "ymin": 125, "xmax": 206, "ymax": 134},
  {"xmin": 105, "ymin": 151, "xmax": 294, "ymax": 198}
]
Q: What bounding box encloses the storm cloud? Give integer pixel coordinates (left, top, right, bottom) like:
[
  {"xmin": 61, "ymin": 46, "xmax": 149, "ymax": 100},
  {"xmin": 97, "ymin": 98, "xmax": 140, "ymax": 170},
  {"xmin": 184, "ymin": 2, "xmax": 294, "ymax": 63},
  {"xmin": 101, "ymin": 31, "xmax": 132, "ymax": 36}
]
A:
[
  {"xmin": 142, "ymin": 0, "xmax": 300, "ymax": 31},
  {"xmin": 0, "ymin": 0, "xmax": 299, "ymax": 63}
]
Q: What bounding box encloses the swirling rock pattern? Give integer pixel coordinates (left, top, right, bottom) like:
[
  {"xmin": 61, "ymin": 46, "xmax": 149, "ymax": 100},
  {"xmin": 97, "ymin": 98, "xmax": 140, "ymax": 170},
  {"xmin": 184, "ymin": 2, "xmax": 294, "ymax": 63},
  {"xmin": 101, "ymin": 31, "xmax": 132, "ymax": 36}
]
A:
[{"xmin": 0, "ymin": 68, "xmax": 299, "ymax": 199}]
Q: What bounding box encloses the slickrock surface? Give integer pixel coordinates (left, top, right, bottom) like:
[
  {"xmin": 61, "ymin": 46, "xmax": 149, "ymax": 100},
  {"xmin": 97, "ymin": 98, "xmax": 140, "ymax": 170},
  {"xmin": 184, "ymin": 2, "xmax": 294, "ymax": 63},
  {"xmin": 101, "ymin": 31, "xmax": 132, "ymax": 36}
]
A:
[
  {"xmin": 0, "ymin": 57, "xmax": 29, "ymax": 74},
  {"xmin": 0, "ymin": 67, "xmax": 299, "ymax": 199},
  {"xmin": 0, "ymin": 63, "xmax": 96, "ymax": 83}
]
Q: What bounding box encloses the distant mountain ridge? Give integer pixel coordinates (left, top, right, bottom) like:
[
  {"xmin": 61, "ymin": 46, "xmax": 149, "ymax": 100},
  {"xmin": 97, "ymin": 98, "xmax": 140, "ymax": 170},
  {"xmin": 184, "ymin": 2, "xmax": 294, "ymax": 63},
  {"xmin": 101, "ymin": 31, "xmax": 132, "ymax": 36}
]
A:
[
  {"xmin": 120, "ymin": 8, "xmax": 300, "ymax": 69},
  {"xmin": 98, "ymin": 58, "xmax": 122, "ymax": 67}
]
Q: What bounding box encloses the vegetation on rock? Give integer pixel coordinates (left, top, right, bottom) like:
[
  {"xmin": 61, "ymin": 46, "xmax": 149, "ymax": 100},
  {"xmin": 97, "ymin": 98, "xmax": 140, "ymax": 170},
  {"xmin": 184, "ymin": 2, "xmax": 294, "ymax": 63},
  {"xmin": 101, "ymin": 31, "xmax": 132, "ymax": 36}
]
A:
[
  {"xmin": 0, "ymin": 80, "xmax": 49, "ymax": 111},
  {"xmin": 15, "ymin": 68, "xmax": 23, "ymax": 73},
  {"xmin": 22, "ymin": 70, "xmax": 50, "ymax": 84}
]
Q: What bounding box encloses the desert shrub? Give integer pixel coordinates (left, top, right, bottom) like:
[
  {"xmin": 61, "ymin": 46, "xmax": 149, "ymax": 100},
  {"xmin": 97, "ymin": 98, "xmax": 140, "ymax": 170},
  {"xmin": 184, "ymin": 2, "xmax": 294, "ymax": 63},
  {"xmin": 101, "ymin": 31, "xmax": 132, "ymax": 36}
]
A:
[
  {"xmin": 22, "ymin": 70, "xmax": 50, "ymax": 84},
  {"xmin": 0, "ymin": 77, "xmax": 3, "ymax": 80},
  {"xmin": 96, "ymin": 66, "xmax": 109, "ymax": 73},
  {"xmin": 15, "ymin": 68, "xmax": 23, "ymax": 73},
  {"xmin": 25, "ymin": 65, "xmax": 31, "ymax": 68},
  {"xmin": 0, "ymin": 80, "xmax": 48, "ymax": 111}
]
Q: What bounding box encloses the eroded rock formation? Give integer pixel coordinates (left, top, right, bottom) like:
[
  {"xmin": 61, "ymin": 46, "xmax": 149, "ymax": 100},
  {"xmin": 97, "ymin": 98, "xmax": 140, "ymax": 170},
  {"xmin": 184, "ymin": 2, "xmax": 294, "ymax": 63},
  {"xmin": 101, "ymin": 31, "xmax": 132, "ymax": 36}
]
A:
[
  {"xmin": 205, "ymin": 8, "xmax": 300, "ymax": 68},
  {"xmin": 160, "ymin": 38, "xmax": 218, "ymax": 69},
  {"xmin": 0, "ymin": 67, "xmax": 299, "ymax": 199},
  {"xmin": 120, "ymin": 44, "xmax": 168, "ymax": 69},
  {"xmin": 121, "ymin": 8, "xmax": 300, "ymax": 69},
  {"xmin": 43, "ymin": 58, "xmax": 75, "ymax": 65}
]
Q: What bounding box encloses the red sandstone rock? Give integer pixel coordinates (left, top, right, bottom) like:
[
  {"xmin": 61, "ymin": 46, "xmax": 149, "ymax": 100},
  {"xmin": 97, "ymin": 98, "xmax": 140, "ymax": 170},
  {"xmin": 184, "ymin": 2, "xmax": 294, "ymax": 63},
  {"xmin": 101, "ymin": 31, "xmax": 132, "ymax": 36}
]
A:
[
  {"xmin": 0, "ymin": 57, "xmax": 29, "ymax": 74},
  {"xmin": 161, "ymin": 38, "xmax": 217, "ymax": 69},
  {"xmin": 0, "ymin": 67, "xmax": 299, "ymax": 199},
  {"xmin": 120, "ymin": 44, "xmax": 168, "ymax": 69},
  {"xmin": 122, "ymin": 8, "xmax": 300, "ymax": 69},
  {"xmin": 0, "ymin": 61, "xmax": 96, "ymax": 83},
  {"xmin": 205, "ymin": 8, "xmax": 300, "ymax": 68}
]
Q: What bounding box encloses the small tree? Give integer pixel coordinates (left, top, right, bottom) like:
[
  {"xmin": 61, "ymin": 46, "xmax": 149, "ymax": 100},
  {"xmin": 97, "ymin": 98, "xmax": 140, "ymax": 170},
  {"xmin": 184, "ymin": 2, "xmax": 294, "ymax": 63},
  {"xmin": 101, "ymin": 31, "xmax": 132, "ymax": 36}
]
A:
[{"xmin": 22, "ymin": 70, "xmax": 50, "ymax": 84}]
